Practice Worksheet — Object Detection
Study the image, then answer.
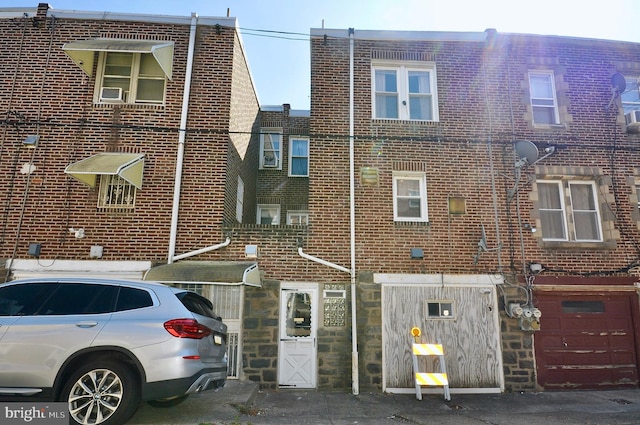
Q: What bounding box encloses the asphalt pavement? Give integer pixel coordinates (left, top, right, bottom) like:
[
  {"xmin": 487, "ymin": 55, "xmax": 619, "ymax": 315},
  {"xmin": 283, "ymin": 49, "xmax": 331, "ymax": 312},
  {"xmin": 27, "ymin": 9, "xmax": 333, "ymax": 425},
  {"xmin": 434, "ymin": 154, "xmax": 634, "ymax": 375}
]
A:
[{"xmin": 127, "ymin": 380, "xmax": 640, "ymax": 425}]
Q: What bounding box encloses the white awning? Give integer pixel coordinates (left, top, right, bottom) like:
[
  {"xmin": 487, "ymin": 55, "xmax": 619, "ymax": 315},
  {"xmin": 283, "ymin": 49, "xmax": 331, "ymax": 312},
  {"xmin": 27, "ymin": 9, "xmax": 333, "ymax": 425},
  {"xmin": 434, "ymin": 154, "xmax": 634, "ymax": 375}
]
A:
[
  {"xmin": 144, "ymin": 261, "xmax": 262, "ymax": 287},
  {"xmin": 62, "ymin": 38, "xmax": 174, "ymax": 79},
  {"xmin": 64, "ymin": 153, "xmax": 145, "ymax": 189}
]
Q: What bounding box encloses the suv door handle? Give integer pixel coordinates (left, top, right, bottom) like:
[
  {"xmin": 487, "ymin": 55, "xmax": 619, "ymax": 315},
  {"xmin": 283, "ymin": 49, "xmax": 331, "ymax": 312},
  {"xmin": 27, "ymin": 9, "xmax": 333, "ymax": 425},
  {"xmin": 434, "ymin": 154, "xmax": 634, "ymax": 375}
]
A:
[{"xmin": 75, "ymin": 321, "xmax": 98, "ymax": 328}]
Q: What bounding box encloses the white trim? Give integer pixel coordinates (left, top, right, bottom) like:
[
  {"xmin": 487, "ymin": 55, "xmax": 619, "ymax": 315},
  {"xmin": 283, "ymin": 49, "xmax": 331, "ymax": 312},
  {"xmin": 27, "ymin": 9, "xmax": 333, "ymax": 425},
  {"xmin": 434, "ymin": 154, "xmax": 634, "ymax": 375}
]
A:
[
  {"xmin": 7, "ymin": 259, "xmax": 151, "ymax": 280},
  {"xmin": 392, "ymin": 171, "xmax": 429, "ymax": 222},
  {"xmin": 375, "ymin": 273, "xmax": 503, "ymax": 286},
  {"xmin": 288, "ymin": 136, "xmax": 310, "ymax": 177},
  {"xmin": 257, "ymin": 204, "xmax": 281, "ymax": 225}
]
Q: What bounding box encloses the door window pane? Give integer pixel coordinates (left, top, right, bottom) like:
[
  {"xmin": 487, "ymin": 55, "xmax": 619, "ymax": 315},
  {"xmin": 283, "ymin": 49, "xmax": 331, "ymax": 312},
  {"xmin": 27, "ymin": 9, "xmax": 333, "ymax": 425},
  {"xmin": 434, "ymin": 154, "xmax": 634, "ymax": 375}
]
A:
[{"xmin": 285, "ymin": 292, "xmax": 311, "ymax": 337}]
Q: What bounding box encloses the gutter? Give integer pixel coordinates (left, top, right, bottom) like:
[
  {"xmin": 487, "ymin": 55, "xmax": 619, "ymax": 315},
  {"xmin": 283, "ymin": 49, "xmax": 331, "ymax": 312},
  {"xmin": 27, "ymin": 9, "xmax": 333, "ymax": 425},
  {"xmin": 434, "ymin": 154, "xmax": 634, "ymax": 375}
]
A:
[{"xmin": 168, "ymin": 13, "xmax": 198, "ymax": 264}]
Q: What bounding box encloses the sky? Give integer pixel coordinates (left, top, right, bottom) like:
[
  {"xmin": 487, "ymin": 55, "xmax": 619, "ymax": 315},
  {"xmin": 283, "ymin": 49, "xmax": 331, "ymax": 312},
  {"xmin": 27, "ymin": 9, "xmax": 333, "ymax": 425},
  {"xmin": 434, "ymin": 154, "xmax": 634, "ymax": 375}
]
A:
[{"xmin": 10, "ymin": 0, "xmax": 640, "ymax": 110}]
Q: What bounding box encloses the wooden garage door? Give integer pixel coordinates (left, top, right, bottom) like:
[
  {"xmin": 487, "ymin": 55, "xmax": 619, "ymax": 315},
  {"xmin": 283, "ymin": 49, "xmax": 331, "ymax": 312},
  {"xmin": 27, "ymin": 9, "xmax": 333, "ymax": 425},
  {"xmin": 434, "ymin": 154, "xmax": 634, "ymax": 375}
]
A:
[{"xmin": 534, "ymin": 294, "xmax": 639, "ymax": 390}]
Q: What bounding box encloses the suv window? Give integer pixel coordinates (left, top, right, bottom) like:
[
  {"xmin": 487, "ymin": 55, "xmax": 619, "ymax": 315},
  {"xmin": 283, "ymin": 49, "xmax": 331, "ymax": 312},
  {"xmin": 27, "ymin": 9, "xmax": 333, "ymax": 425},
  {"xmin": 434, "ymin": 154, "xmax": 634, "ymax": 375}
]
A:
[
  {"xmin": 37, "ymin": 283, "xmax": 117, "ymax": 315},
  {"xmin": 0, "ymin": 283, "xmax": 54, "ymax": 316},
  {"xmin": 176, "ymin": 291, "xmax": 218, "ymax": 319},
  {"xmin": 115, "ymin": 286, "xmax": 153, "ymax": 311}
]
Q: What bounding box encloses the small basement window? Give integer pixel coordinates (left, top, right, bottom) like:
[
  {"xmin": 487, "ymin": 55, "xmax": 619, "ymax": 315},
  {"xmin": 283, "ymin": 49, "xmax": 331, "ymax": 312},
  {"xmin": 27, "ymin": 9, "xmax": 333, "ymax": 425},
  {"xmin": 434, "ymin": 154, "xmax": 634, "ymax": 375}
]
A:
[{"xmin": 426, "ymin": 300, "xmax": 454, "ymax": 319}]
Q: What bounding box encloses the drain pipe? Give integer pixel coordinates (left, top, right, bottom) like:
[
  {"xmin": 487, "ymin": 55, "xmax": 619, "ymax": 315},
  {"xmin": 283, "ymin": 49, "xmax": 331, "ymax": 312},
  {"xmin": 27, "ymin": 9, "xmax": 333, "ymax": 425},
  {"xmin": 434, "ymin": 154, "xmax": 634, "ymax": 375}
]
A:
[
  {"xmin": 348, "ymin": 27, "xmax": 359, "ymax": 396},
  {"xmin": 168, "ymin": 13, "xmax": 198, "ymax": 264},
  {"xmin": 297, "ymin": 247, "xmax": 350, "ymax": 274}
]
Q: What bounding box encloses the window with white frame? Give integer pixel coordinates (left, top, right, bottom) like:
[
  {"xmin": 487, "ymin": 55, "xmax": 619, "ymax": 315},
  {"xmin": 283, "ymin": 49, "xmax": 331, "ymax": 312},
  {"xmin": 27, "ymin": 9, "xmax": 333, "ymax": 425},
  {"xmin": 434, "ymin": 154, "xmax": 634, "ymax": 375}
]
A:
[
  {"xmin": 287, "ymin": 210, "xmax": 309, "ymax": 225},
  {"xmin": 622, "ymin": 75, "xmax": 640, "ymax": 113},
  {"xmin": 393, "ymin": 172, "xmax": 428, "ymax": 222},
  {"xmin": 289, "ymin": 137, "xmax": 309, "ymax": 177},
  {"xmin": 528, "ymin": 71, "xmax": 559, "ymax": 125},
  {"xmin": 96, "ymin": 52, "xmax": 166, "ymax": 104},
  {"xmin": 372, "ymin": 62, "xmax": 438, "ymax": 121},
  {"xmin": 98, "ymin": 175, "xmax": 136, "ymax": 210},
  {"xmin": 260, "ymin": 130, "xmax": 282, "ymax": 169},
  {"xmin": 236, "ymin": 177, "xmax": 244, "ymax": 223},
  {"xmin": 257, "ymin": 204, "xmax": 280, "ymax": 225},
  {"xmin": 537, "ymin": 180, "xmax": 602, "ymax": 242}
]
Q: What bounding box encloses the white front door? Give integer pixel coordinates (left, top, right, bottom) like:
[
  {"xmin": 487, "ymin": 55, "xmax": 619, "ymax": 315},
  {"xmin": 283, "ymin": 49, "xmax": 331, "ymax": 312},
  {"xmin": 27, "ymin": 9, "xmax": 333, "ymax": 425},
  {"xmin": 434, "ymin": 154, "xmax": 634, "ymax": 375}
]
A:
[{"xmin": 278, "ymin": 283, "xmax": 318, "ymax": 388}]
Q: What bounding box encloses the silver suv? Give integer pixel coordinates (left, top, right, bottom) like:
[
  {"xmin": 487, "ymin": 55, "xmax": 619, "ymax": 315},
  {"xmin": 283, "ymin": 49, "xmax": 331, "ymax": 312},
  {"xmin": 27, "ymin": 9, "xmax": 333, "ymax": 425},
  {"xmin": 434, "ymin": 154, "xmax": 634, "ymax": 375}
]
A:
[{"xmin": 0, "ymin": 277, "xmax": 228, "ymax": 425}]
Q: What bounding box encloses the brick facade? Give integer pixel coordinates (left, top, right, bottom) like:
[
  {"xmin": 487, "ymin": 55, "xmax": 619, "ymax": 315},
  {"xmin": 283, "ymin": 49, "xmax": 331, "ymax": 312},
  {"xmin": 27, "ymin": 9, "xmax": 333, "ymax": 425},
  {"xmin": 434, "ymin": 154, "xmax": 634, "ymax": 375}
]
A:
[{"xmin": 2, "ymin": 3, "xmax": 640, "ymax": 394}]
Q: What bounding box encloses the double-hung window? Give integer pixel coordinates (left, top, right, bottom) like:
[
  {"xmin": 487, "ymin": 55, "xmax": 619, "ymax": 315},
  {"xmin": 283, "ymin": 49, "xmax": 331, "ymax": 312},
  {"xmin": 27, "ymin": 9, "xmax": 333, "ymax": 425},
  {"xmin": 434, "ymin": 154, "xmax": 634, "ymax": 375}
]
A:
[
  {"xmin": 393, "ymin": 172, "xmax": 428, "ymax": 222},
  {"xmin": 289, "ymin": 137, "xmax": 309, "ymax": 177},
  {"xmin": 260, "ymin": 130, "xmax": 282, "ymax": 170},
  {"xmin": 373, "ymin": 63, "xmax": 438, "ymax": 121},
  {"xmin": 98, "ymin": 52, "xmax": 166, "ymax": 104},
  {"xmin": 537, "ymin": 180, "xmax": 602, "ymax": 242},
  {"xmin": 528, "ymin": 71, "xmax": 559, "ymax": 125}
]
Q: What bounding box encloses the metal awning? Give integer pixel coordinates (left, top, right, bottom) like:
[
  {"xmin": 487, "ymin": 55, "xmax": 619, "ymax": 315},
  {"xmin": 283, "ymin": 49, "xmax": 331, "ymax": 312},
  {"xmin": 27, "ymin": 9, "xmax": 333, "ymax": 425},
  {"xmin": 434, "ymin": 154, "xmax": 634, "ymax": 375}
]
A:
[
  {"xmin": 144, "ymin": 261, "xmax": 261, "ymax": 287},
  {"xmin": 64, "ymin": 153, "xmax": 145, "ymax": 189},
  {"xmin": 62, "ymin": 38, "xmax": 174, "ymax": 79}
]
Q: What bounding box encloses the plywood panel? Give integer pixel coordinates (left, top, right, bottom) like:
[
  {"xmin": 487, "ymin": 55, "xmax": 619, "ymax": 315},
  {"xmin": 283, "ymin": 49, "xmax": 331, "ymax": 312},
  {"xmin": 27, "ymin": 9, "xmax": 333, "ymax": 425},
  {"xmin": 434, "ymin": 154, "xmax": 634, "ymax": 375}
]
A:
[{"xmin": 383, "ymin": 284, "xmax": 502, "ymax": 389}]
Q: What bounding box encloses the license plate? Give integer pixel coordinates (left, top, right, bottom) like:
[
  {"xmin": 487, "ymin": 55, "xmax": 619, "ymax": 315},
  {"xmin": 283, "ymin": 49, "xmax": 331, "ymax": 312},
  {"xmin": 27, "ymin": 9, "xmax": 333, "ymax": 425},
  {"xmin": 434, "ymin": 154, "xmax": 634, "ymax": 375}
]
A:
[{"xmin": 214, "ymin": 335, "xmax": 223, "ymax": 345}]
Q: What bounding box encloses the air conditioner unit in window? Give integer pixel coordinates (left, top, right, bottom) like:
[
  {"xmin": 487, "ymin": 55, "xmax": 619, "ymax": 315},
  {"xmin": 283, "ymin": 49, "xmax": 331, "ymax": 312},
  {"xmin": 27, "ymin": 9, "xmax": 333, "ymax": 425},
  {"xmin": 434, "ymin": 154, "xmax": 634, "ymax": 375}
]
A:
[
  {"xmin": 625, "ymin": 110, "xmax": 640, "ymax": 131},
  {"xmin": 100, "ymin": 87, "xmax": 123, "ymax": 102},
  {"xmin": 263, "ymin": 155, "xmax": 278, "ymax": 168}
]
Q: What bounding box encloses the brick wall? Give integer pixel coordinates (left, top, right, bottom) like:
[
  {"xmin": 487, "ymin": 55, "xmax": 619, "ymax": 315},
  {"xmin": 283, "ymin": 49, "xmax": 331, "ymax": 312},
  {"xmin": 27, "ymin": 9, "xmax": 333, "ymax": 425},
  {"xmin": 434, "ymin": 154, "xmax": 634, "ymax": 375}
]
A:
[{"xmin": 0, "ymin": 10, "xmax": 258, "ymax": 263}]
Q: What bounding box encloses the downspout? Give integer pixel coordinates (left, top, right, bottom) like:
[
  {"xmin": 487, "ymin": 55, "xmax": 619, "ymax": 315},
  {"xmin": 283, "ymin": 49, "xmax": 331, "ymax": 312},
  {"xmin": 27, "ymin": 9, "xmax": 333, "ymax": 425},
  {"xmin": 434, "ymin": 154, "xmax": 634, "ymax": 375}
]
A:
[
  {"xmin": 348, "ymin": 27, "xmax": 359, "ymax": 396},
  {"xmin": 297, "ymin": 27, "xmax": 359, "ymax": 395},
  {"xmin": 168, "ymin": 13, "xmax": 198, "ymax": 264}
]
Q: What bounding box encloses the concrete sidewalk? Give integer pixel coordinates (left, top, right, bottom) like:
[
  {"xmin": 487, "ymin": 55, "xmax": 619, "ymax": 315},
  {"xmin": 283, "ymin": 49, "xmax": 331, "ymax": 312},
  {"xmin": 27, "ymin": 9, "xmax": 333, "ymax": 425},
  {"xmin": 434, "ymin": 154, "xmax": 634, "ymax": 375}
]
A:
[{"xmin": 128, "ymin": 381, "xmax": 640, "ymax": 425}]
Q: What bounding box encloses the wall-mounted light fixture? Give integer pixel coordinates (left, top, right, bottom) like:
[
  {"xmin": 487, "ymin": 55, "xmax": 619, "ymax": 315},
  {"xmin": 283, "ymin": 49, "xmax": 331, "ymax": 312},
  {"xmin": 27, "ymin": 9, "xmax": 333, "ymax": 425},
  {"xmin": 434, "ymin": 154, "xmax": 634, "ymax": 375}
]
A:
[
  {"xmin": 23, "ymin": 135, "xmax": 39, "ymax": 148},
  {"xmin": 529, "ymin": 262, "xmax": 543, "ymax": 273},
  {"xmin": 69, "ymin": 228, "xmax": 85, "ymax": 239},
  {"xmin": 523, "ymin": 223, "xmax": 537, "ymax": 233}
]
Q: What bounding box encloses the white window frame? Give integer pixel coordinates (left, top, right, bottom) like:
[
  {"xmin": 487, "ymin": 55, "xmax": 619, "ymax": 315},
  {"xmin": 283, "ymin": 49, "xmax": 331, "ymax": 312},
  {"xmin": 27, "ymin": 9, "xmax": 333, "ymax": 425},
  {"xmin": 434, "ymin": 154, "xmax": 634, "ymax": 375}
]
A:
[
  {"xmin": 95, "ymin": 51, "xmax": 166, "ymax": 105},
  {"xmin": 287, "ymin": 210, "xmax": 309, "ymax": 225},
  {"xmin": 257, "ymin": 204, "xmax": 280, "ymax": 225},
  {"xmin": 372, "ymin": 61, "xmax": 439, "ymax": 121},
  {"xmin": 392, "ymin": 172, "xmax": 428, "ymax": 222},
  {"xmin": 289, "ymin": 137, "xmax": 309, "ymax": 177},
  {"xmin": 236, "ymin": 177, "xmax": 244, "ymax": 223},
  {"xmin": 537, "ymin": 180, "xmax": 603, "ymax": 242},
  {"xmin": 622, "ymin": 75, "xmax": 640, "ymax": 114},
  {"xmin": 528, "ymin": 71, "xmax": 560, "ymax": 125},
  {"xmin": 260, "ymin": 129, "xmax": 283, "ymax": 170},
  {"xmin": 568, "ymin": 181, "xmax": 602, "ymax": 242},
  {"xmin": 98, "ymin": 174, "xmax": 136, "ymax": 210}
]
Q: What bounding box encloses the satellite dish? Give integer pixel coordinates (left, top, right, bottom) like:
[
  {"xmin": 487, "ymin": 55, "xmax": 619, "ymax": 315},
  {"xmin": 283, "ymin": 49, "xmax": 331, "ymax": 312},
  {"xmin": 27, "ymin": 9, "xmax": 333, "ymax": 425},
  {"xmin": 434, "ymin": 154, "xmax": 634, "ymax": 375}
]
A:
[
  {"xmin": 514, "ymin": 141, "xmax": 539, "ymax": 166},
  {"xmin": 611, "ymin": 72, "xmax": 626, "ymax": 95}
]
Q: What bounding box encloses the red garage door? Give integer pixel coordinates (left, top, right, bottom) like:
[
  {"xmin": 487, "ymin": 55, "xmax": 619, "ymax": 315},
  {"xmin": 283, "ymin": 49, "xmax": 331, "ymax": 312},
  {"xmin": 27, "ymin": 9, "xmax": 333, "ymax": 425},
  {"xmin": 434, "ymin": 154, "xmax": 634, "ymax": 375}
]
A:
[{"xmin": 534, "ymin": 294, "xmax": 639, "ymax": 390}]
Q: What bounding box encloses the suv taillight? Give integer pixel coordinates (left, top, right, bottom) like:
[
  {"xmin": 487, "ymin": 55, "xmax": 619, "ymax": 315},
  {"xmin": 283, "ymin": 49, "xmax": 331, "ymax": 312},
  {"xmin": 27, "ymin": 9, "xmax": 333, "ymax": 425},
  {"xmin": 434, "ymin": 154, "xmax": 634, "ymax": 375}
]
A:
[{"xmin": 164, "ymin": 319, "xmax": 212, "ymax": 339}]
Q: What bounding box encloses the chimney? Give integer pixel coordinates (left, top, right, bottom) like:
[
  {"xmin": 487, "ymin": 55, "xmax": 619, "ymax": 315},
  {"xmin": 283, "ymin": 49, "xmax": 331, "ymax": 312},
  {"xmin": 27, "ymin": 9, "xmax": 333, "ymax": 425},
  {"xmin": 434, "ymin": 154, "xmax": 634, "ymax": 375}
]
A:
[
  {"xmin": 37, "ymin": 3, "xmax": 50, "ymax": 19},
  {"xmin": 283, "ymin": 104, "xmax": 291, "ymax": 117}
]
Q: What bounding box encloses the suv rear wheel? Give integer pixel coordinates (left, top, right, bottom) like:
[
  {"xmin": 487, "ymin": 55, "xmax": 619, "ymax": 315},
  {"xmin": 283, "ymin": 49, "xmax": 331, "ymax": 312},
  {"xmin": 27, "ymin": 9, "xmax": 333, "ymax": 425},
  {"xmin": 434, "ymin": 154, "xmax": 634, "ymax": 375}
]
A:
[{"xmin": 62, "ymin": 359, "xmax": 140, "ymax": 425}]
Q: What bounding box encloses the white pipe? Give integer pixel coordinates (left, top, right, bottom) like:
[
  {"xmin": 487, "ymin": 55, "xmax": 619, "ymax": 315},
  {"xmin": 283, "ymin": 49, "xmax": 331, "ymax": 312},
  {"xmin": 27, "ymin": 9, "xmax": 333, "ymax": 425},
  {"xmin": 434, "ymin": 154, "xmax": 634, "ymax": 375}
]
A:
[
  {"xmin": 173, "ymin": 238, "xmax": 231, "ymax": 261},
  {"xmin": 168, "ymin": 12, "xmax": 198, "ymax": 264},
  {"xmin": 297, "ymin": 247, "xmax": 350, "ymax": 274},
  {"xmin": 348, "ymin": 27, "xmax": 359, "ymax": 396}
]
